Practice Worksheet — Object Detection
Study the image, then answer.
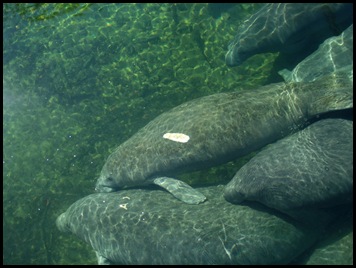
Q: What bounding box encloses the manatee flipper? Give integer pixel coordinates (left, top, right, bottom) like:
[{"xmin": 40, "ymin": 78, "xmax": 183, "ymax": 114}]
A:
[{"xmin": 153, "ymin": 177, "xmax": 206, "ymax": 204}]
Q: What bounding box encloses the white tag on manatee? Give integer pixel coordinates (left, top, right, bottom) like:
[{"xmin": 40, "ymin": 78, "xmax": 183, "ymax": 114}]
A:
[{"xmin": 163, "ymin": 133, "xmax": 190, "ymax": 143}]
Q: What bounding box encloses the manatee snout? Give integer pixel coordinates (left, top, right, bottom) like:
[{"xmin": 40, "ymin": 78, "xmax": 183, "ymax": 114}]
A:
[
  {"xmin": 95, "ymin": 177, "xmax": 118, "ymax": 193},
  {"xmin": 224, "ymin": 186, "xmax": 246, "ymax": 204},
  {"xmin": 56, "ymin": 213, "xmax": 70, "ymax": 233},
  {"xmin": 225, "ymin": 46, "xmax": 250, "ymax": 67}
]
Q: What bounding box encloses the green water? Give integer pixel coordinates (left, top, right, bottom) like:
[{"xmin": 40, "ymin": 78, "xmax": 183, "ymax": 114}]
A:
[{"xmin": 3, "ymin": 3, "xmax": 287, "ymax": 264}]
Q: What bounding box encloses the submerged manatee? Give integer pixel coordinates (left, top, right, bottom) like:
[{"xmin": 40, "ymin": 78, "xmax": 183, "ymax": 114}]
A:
[
  {"xmin": 95, "ymin": 73, "xmax": 352, "ymax": 204},
  {"xmin": 279, "ymin": 24, "xmax": 353, "ymax": 83},
  {"xmin": 225, "ymin": 3, "xmax": 353, "ymax": 67},
  {"xmin": 224, "ymin": 118, "xmax": 353, "ymax": 224},
  {"xmin": 57, "ymin": 185, "xmax": 323, "ymax": 265}
]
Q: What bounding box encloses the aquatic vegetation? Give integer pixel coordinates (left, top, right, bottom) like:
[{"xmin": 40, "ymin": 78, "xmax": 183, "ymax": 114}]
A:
[{"xmin": 3, "ymin": 3, "xmax": 278, "ymax": 264}]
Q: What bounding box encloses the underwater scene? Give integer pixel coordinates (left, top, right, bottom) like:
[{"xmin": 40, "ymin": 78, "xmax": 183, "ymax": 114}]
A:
[{"xmin": 3, "ymin": 3, "xmax": 353, "ymax": 265}]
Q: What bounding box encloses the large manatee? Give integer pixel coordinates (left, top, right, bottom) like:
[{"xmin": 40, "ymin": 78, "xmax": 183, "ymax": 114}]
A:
[
  {"xmin": 57, "ymin": 185, "xmax": 325, "ymax": 265},
  {"xmin": 278, "ymin": 24, "xmax": 353, "ymax": 83},
  {"xmin": 224, "ymin": 118, "xmax": 353, "ymax": 225},
  {"xmin": 225, "ymin": 3, "xmax": 353, "ymax": 67},
  {"xmin": 95, "ymin": 73, "xmax": 352, "ymax": 204}
]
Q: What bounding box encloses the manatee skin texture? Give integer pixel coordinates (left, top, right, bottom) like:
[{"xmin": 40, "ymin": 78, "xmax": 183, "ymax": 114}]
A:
[
  {"xmin": 56, "ymin": 185, "xmax": 322, "ymax": 265},
  {"xmin": 224, "ymin": 118, "xmax": 353, "ymax": 224},
  {"xmin": 225, "ymin": 3, "xmax": 353, "ymax": 67},
  {"xmin": 96, "ymin": 73, "xmax": 352, "ymax": 194}
]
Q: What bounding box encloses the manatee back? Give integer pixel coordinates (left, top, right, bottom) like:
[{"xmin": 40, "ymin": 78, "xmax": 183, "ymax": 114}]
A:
[{"xmin": 57, "ymin": 186, "xmax": 322, "ymax": 264}]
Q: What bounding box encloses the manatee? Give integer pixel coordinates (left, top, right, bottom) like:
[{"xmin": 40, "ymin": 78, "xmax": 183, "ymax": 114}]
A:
[
  {"xmin": 304, "ymin": 226, "xmax": 353, "ymax": 265},
  {"xmin": 224, "ymin": 118, "xmax": 353, "ymax": 225},
  {"xmin": 297, "ymin": 210, "xmax": 353, "ymax": 265},
  {"xmin": 278, "ymin": 24, "xmax": 353, "ymax": 83},
  {"xmin": 57, "ymin": 185, "xmax": 324, "ymax": 265},
  {"xmin": 95, "ymin": 73, "xmax": 352, "ymax": 204},
  {"xmin": 225, "ymin": 3, "xmax": 353, "ymax": 67}
]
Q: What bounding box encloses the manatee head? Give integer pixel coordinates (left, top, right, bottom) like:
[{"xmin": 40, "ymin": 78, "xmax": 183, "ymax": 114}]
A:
[
  {"xmin": 95, "ymin": 151, "xmax": 148, "ymax": 193},
  {"xmin": 95, "ymin": 174, "xmax": 119, "ymax": 193},
  {"xmin": 56, "ymin": 213, "xmax": 70, "ymax": 233},
  {"xmin": 225, "ymin": 42, "xmax": 252, "ymax": 67}
]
